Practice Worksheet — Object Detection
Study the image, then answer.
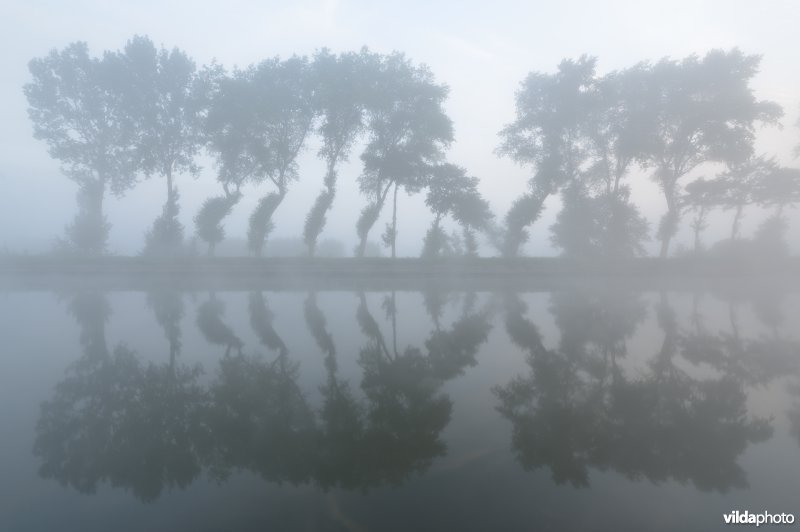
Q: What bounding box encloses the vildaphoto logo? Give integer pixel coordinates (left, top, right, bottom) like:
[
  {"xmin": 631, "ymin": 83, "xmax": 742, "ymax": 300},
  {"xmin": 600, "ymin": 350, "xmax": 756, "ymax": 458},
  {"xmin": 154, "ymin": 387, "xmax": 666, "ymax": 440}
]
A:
[{"xmin": 723, "ymin": 511, "xmax": 795, "ymax": 526}]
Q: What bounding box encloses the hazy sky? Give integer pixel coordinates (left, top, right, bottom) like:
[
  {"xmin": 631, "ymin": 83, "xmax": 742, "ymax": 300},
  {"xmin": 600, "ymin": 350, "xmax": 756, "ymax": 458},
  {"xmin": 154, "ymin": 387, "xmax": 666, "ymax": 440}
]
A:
[{"xmin": 1, "ymin": 0, "xmax": 799, "ymax": 255}]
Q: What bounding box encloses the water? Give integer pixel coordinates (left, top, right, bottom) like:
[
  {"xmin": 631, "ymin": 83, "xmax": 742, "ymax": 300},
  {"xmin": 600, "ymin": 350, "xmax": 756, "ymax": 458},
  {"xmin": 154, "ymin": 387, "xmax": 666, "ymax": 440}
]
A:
[{"xmin": 1, "ymin": 282, "xmax": 799, "ymax": 531}]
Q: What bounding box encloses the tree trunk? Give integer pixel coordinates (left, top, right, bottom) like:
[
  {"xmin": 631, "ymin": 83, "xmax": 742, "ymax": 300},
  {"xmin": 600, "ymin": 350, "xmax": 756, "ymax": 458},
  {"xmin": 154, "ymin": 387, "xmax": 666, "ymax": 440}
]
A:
[
  {"xmin": 166, "ymin": 167, "xmax": 174, "ymax": 207},
  {"xmin": 658, "ymin": 175, "xmax": 679, "ymax": 259},
  {"xmin": 356, "ymin": 182, "xmax": 393, "ymax": 258},
  {"xmin": 731, "ymin": 204, "xmax": 743, "ymax": 240},
  {"xmin": 693, "ymin": 225, "xmax": 701, "ymax": 252},
  {"xmin": 391, "ymin": 182, "xmax": 399, "ymax": 259}
]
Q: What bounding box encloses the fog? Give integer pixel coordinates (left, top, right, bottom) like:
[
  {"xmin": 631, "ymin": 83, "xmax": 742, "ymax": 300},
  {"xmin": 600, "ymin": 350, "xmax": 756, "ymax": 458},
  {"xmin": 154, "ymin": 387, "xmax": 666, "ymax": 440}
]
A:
[
  {"xmin": 3, "ymin": 3, "xmax": 800, "ymax": 530},
  {"xmin": 2, "ymin": 0, "xmax": 799, "ymax": 256}
]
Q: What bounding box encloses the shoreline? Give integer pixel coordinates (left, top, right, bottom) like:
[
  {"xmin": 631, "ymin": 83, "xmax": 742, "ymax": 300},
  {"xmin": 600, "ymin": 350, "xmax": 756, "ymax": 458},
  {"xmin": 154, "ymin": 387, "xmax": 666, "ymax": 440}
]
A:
[{"xmin": 1, "ymin": 256, "xmax": 798, "ymax": 292}]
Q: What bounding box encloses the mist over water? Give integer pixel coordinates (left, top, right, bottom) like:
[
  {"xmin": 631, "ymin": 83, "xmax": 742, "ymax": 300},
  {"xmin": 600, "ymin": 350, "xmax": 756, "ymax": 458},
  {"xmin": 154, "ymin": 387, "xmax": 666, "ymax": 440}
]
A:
[
  {"xmin": 2, "ymin": 2, "xmax": 800, "ymax": 530},
  {"xmin": 0, "ymin": 281, "xmax": 798, "ymax": 531}
]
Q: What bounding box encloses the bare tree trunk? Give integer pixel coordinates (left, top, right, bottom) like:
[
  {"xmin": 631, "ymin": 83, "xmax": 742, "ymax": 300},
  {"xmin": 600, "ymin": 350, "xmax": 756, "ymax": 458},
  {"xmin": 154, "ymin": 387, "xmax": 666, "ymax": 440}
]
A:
[
  {"xmin": 731, "ymin": 204, "xmax": 744, "ymax": 240},
  {"xmin": 391, "ymin": 182, "xmax": 398, "ymax": 259},
  {"xmin": 166, "ymin": 167, "xmax": 174, "ymax": 207}
]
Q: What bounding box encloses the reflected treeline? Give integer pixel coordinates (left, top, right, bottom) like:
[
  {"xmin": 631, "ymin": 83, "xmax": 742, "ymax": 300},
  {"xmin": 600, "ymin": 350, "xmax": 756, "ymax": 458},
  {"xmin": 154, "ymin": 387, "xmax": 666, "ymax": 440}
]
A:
[
  {"xmin": 495, "ymin": 287, "xmax": 800, "ymax": 491},
  {"xmin": 35, "ymin": 287, "xmax": 800, "ymax": 501},
  {"xmin": 35, "ymin": 292, "xmax": 207, "ymax": 502},
  {"xmin": 35, "ymin": 289, "xmax": 493, "ymax": 500}
]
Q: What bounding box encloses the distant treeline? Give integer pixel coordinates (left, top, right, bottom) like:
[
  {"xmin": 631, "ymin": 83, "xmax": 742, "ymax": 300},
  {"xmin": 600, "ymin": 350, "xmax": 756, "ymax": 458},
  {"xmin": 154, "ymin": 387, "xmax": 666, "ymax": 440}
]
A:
[{"xmin": 23, "ymin": 37, "xmax": 800, "ymax": 258}]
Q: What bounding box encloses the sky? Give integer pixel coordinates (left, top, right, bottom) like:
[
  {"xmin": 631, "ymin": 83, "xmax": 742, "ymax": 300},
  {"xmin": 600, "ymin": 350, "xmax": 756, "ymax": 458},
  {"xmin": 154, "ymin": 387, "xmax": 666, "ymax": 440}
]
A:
[{"xmin": 1, "ymin": 0, "xmax": 799, "ymax": 255}]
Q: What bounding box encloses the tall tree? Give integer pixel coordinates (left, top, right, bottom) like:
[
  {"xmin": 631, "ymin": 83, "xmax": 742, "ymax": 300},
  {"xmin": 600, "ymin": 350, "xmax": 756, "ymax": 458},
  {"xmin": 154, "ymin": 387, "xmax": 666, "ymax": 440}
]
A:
[
  {"xmin": 111, "ymin": 36, "xmax": 206, "ymax": 255},
  {"xmin": 303, "ymin": 49, "xmax": 376, "ymax": 256},
  {"xmin": 498, "ymin": 56, "xmax": 597, "ymax": 257},
  {"xmin": 559, "ymin": 65, "xmax": 653, "ymax": 258},
  {"xmin": 25, "ymin": 42, "xmax": 137, "ymax": 254},
  {"xmin": 355, "ymin": 53, "xmax": 452, "ymax": 258},
  {"xmin": 245, "ymin": 57, "xmax": 316, "ymax": 257},
  {"xmin": 642, "ymin": 50, "xmax": 781, "ymax": 256}
]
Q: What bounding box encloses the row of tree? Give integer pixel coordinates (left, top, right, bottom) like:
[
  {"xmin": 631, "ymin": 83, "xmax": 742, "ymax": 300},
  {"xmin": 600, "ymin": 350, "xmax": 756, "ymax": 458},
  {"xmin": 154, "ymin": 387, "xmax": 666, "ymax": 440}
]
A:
[
  {"xmin": 24, "ymin": 38, "xmax": 800, "ymax": 257},
  {"xmin": 500, "ymin": 52, "xmax": 799, "ymax": 257}
]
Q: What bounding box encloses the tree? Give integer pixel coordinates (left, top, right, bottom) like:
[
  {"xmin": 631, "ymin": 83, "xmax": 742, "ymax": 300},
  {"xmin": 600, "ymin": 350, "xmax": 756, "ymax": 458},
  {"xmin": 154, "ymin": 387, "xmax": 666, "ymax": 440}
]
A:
[
  {"xmin": 355, "ymin": 53, "xmax": 453, "ymax": 258},
  {"xmin": 193, "ymin": 193, "xmax": 238, "ymax": 256},
  {"xmin": 717, "ymin": 156, "xmax": 776, "ymax": 240},
  {"xmin": 110, "ymin": 36, "xmax": 206, "ymax": 254},
  {"xmin": 569, "ymin": 65, "xmax": 653, "ymax": 258},
  {"xmin": 497, "ymin": 56, "xmax": 597, "ymax": 256},
  {"xmin": 752, "ymin": 165, "xmax": 800, "ymax": 254},
  {"xmin": 682, "ymin": 177, "xmax": 726, "ymax": 252},
  {"xmin": 250, "ymin": 57, "xmax": 316, "ymax": 256},
  {"xmin": 550, "ymin": 184, "xmax": 649, "ymax": 258},
  {"xmin": 421, "ymin": 164, "xmax": 492, "ymax": 258},
  {"xmin": 144, "ymin": 189, "xmax": 184, "ymax": 255},
  {"xmin": 754, "ymin": 165, "xmax": 800, "ymax": 218},
  {"xmin": 205, "ymin": 58, "xmax": 316, "ymax": 257},
  {"xmin": 303, "ymin": 49, "xmax": 376, "ymax": 256},
  {"xmin": 642, "ymin": 50, "xmax": 781, "ymax": 256},
  {"xmin": 25, "ymin": 42, "xmax": 137, "ymax": 254}
]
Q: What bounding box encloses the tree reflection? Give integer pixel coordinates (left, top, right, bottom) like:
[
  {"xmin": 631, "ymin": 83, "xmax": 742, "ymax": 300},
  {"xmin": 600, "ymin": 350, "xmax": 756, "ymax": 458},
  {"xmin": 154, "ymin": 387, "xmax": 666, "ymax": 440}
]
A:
[
  {"xmin": 35, "ymin": 293, "xmax": 207, "ymax": 502},
  {"xmin": 36, "ymin": 287, "xmax": 794, "ymax": 502},
  {"xmin": 146, "ymin": 288, "xmax": 184, "ymax": 368},
  {"xmin": 195, "ymin": 293, "xmax": 243, "ymax": 356},
  {"xmin": 205, "ymin": 351, "xmax": 317, "ymax": 484},
  {"xmin": 495, "ymin": 290, "xmax": 774, "ymax": 491}
]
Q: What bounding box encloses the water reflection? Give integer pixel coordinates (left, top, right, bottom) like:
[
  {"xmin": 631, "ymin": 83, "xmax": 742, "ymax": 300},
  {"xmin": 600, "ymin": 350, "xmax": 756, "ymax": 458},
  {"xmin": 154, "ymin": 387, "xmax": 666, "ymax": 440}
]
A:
[
  {"xmin": 495, "ymin": 289, "xmax": 788, "ymax": 491},
  {"xmin": 35, "ymin": 292, "xmax": 207, "ymax": 502},
  {"xmin": 32, "ymin": 285, "xmax": 799, "ymax": 503}
]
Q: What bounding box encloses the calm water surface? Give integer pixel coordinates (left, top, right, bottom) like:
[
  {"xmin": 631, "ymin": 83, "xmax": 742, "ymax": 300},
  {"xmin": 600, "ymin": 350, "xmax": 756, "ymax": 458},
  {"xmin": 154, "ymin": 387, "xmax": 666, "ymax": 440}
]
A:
[{"xmin": 2, "ymin": 283, "xmax": 799, "ymax": 531}]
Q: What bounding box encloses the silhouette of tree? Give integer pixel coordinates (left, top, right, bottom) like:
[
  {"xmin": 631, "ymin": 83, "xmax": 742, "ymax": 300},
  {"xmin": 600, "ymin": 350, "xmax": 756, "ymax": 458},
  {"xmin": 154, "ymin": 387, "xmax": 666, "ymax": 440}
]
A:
[
  {"xmin": 193, "ymin": 193, "xmax": 239, "ymax": 255},
  {"xmin": 755, "ymin": 166, "xmax": 800, "ymax": 217},
  {"xmin": 641, "ymin": 50, "xmax": 781, "ymax": 256},
  {"xmin": 550, "ymin": 184, "xmax": 649, "ymax": 258},
  {"xmin": 110, "ymin": 36, "xmax": 206, "ymax": 255},
  {"xmin": 245, "ymin": 58, "xmax": 316, "ymax": 257},
  {"xmin": 355, "ymin": 53, "xmax": 452, "ymax": 258},
  {"xmin": 303, "ymin": 49, "xmax": 376, "ymax": 256},
  {"xmin": 717, "ymin": 156, "xmax": 777, "ymax": 240},
  {"xmin": 61, "ymin": 182, "xmax": 113, "ymax": 254},
  {"xmin": 751, "ymin": 165, "xmax": 800, "ymax": 253},
  {"xmin": 422, "ymin": 164, "xmax": 492, "ymax": 258},
  {"xmin": 498, "ymin": 56, "xmax": 597, "ymax": 256},
  {"xmin": 203, "ymin": 57, "xmax": 315, "ymax": 257},
  {"xmin": 682, "ymin": 177, "xmax": 726, "ymax": 252},
  {"xmin": 25, "ymin": 43, "xmax": 137, "ymax": 254},
  {"xmin": 144, "ymin": 189, "xmax": 184, "ymax": 255},
  {"xmin": 551, "ymin": 65, "xmax": 653, "ymax": 258}
]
